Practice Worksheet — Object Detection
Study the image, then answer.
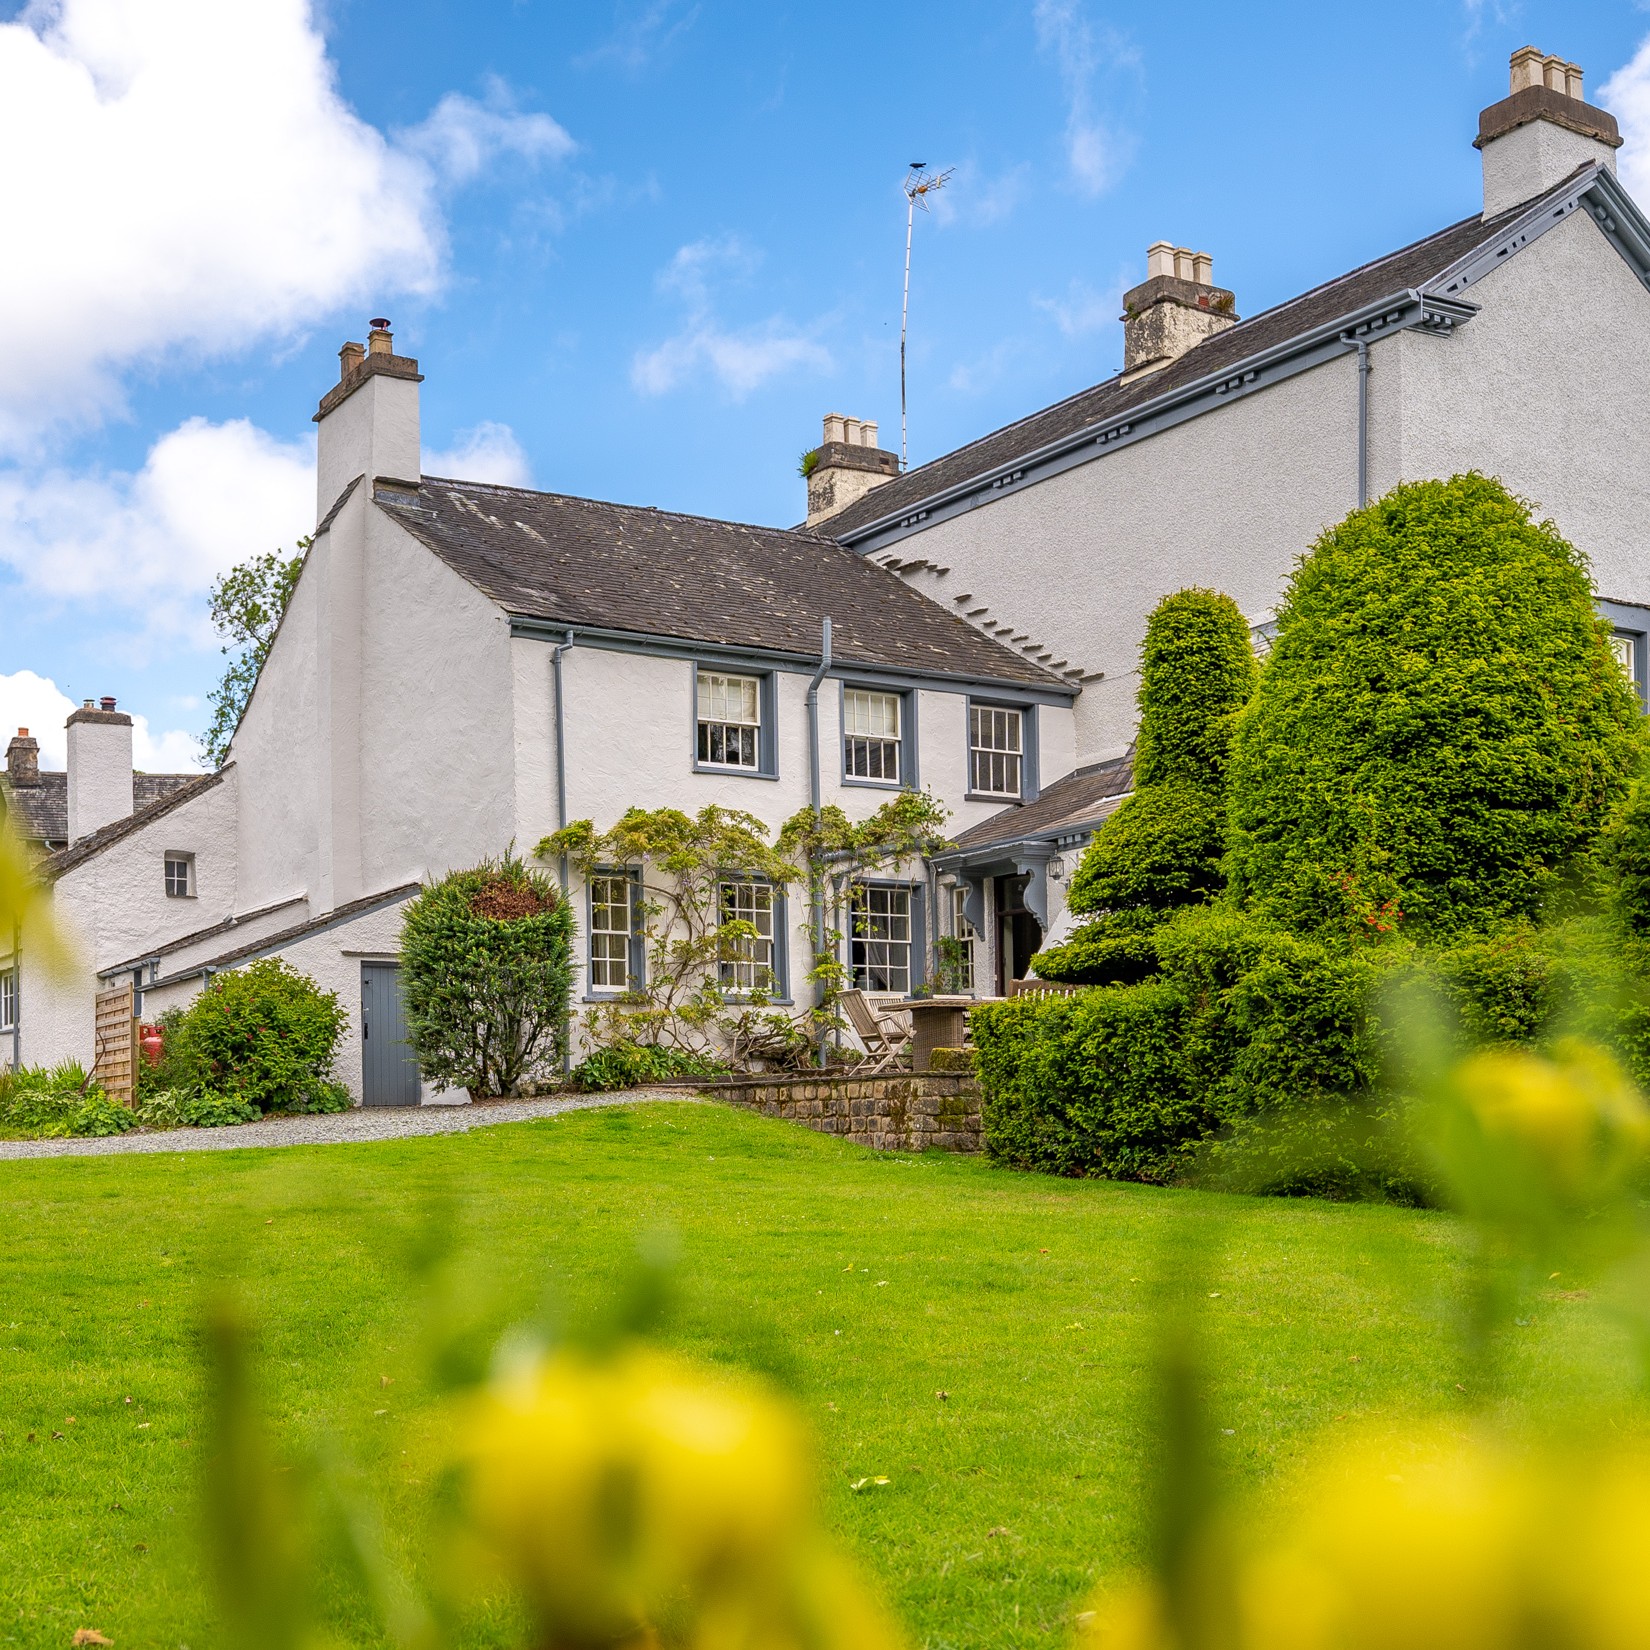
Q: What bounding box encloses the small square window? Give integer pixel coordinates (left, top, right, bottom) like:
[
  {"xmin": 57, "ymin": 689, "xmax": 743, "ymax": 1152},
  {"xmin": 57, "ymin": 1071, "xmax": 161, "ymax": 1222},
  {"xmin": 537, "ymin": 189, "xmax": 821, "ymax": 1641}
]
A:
[
  {"xmin": 844, "ymin": 688, "xmax": 902, "ymax": 783},
  {"xmin": 969, "ymin": 705, "xmax": 1024, "ymax": 798},
  {"xmin": 164, "ymin": 852, "xmax": 195, "ymax": 898},
  {"xmin": 697, "ymin": 671, "xmax": 763, "ymax": 770}
]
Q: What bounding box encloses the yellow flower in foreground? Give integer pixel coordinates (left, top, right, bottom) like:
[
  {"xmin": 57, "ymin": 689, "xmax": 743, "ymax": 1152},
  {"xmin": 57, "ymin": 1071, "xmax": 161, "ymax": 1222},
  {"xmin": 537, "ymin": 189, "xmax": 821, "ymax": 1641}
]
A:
[
  {"xmin": 451, "ymin": 1343, "xmax": 902, "ymax": 1650},
  {"xmin": 1078, "ymin": 1427, "xmax": 1650, "ymax": 1650}
]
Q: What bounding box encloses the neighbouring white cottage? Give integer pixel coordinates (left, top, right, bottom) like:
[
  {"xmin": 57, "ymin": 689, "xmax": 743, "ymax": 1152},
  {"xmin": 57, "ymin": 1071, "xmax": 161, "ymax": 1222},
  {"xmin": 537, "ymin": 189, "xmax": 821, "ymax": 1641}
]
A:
[
  {"xmin": 807, "ymin": 47, "xmax": 1650, "ymax": 955},
  {"xmin": 0, "ymin": 323, "xmax": 1077, "ymax": 1097}
]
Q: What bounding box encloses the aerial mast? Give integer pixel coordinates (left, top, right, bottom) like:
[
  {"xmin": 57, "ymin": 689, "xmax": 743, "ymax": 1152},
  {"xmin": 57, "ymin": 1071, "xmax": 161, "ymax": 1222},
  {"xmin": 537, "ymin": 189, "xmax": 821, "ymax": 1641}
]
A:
[{"xmin": 900, "ymin": 161, "xmax": 952, "ymax": 473}]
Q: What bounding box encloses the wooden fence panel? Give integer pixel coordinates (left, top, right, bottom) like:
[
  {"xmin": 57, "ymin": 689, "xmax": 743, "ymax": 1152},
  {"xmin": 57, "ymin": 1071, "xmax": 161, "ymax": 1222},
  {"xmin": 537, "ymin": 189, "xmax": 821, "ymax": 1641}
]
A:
[{"xmin": 93, "ymin": 982, "xmax": 138, "ymax": 1108}]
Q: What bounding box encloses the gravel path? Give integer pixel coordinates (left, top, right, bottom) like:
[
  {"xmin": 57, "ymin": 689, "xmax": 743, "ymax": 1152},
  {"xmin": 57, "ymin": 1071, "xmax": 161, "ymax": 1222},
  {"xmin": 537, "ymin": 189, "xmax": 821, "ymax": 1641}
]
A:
[{"xmin": 0, "ymin": 1089, "xmax": 704, "ymax": 1162}]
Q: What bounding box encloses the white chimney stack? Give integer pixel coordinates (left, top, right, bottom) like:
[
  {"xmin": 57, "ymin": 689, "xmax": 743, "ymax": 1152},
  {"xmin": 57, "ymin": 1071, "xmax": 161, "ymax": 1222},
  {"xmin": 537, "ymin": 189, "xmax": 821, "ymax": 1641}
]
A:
[
  {"xmin": 312, "ymin": 318, "xmax": 423, "ymax": 523},
  {"xmin": 66, "ymin": 697, "xmax": 134, "ymax": 843},
  {"xmin": 1476, "ymin": 46, "xmax": 1620, "ymax": 218}
]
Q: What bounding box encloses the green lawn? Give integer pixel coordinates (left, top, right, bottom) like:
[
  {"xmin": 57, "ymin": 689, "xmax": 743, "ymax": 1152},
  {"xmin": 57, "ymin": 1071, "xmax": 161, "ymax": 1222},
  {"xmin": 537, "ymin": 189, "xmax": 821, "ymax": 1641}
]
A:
[{"xmin": 0, "ymin": 1101, "xmax": 1624, "ymax": 1649}]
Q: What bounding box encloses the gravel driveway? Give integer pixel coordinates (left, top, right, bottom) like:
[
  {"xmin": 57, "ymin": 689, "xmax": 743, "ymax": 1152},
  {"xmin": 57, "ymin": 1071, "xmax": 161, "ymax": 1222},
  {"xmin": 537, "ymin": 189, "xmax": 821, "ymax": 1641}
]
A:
[{"xmin": 0, "ymin": 1089, "xmax": 703, "ymax": 1162}]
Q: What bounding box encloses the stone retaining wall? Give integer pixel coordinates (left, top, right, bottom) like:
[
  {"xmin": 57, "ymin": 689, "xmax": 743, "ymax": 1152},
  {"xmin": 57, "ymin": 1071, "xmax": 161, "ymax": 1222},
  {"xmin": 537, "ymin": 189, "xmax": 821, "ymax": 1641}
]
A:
[{"xmin": 702, "ymin": 1071, "xmax": 982, "ymax": 1153}]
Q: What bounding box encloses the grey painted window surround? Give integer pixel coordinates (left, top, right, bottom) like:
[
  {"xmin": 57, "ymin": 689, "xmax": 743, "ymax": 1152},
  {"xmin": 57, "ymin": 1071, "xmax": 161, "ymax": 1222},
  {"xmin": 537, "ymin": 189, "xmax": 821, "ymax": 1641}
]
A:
[
  {"xmin": 717, "ymin": 877, "xmax": 791, "ymax": 1003},
  {"xmin": 585, "ymin": 866, "xmax": 646, "ymax": 998},
  {"xmin": 840, "ymin": 682, "xmax": 919, "ymax": 791},
  {"xmin": 849, "ymin": 879, "xmax": 927, "ymax": 994},
  {"xmin": 966, "ymin": 700, "xmax": 1039, "ymax": 802},
  {"xmin": 691, "ymin": 662, "xmax": 779, "ymax": 779},
  {"xmin": 1600, "ymin": 597, "xmax": 1650, "ymax": 711}
]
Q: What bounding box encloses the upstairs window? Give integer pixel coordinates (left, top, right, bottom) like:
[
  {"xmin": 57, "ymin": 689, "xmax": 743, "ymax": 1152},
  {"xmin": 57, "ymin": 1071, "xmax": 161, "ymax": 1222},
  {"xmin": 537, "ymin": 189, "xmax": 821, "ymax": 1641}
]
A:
[
  {"xmin": 851, "ymin": 884, "xmax": 913, "ymax": 994},
  {"xmin": 969, "ymin": 705, "xmax": 1024, "ymax": 798},
  {"xmin": 718, "ymin": 879, "xmax": 778, "ymax": 995},
  {"xmin": 164, "ymin": 852, "xmax": 195, "ymax": 899},
  {"xmin": 844, "ymin": 689, "xmax": 903, "ymax": 783},
  {"xmin": 697, "ymin": 672, "xmax": 762, "ymax": 770},
  {"xmin": 589, "ymin": 872, "xmax": 638, "ymax": 992}
]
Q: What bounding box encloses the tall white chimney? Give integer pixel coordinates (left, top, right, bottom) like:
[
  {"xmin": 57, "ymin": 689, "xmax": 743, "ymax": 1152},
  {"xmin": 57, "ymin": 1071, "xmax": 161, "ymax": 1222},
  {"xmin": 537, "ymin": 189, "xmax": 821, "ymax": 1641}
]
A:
[
  {"xmin": 312, "ymin": 319, "xmax": 423, "ymax": 523},
  {"xmin": 1476, "ymin": 47, "xmax": 1621, "ymax": 218},
  {"xmin": 66, "ymin": 697, "xmax": 134, "ymax": 843}
]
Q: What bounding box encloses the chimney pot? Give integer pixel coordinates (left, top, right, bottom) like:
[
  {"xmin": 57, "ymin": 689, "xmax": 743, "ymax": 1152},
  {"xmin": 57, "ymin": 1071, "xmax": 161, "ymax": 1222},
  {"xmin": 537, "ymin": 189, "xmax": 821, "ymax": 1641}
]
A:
[
  {"xmin": 1145, "ymin": 241, "xmax": 1176, "ymax": 279},
  {"xmin": 861, "ymin": 420, "xmax": 879, "ymax": 447},
  {"xmin": 17, "ymin": 727, "xmax": 26, "ymax": 736},
  {"xmin": 82, "ymin": 699, "xmax": 93, "ymax": 709},
  {"xmin": 100, "ymin": 695, "xmax": 116, "ymax": 712},
  {"xmin": 339, "ymin": 340, "xmax": 365, "ymax": 382},
  {"xmin": 821, "ymin": 413, "xmax": 847, "ymax": 446},
  {"xmin": 368, "ymin": 321, "xmax": 394, "ymax": 357}
]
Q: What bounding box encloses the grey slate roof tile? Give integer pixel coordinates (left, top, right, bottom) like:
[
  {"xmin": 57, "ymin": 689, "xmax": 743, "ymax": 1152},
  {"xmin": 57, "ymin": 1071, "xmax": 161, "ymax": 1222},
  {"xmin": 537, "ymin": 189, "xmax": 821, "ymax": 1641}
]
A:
[
  {"xmin": 1, "ymin": 771, "xmax": 198, "ymax": 852},
  {"xmin": 823, "ymin": 196, "xmax": 1541, "ymax": 538},
  {"xmin": 377, "ymin": 481, "xmax": 1071, "ymax": 691},
  {"xmin": 948, "ymin": 755, "xmax": 1133, "ymax": 855}
]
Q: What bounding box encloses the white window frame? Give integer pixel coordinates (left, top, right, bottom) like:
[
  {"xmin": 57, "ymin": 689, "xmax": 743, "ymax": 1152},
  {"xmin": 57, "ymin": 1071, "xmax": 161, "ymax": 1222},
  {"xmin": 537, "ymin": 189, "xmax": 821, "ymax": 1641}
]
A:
[
  {"xmin": 164, "ymin": 851, "xmax": 196, "ymax": 899},
  {"xmin": 718, "ymin": 879, "xmax": 778, "ymax": 996},
  {"xmin": 948, "ymin": 884, "xmax": 976, "ymax": 993},
  {"xmin": 589, "ymin": 872, "xmax": 636, "ymax": 993},
  {"xmin": 969, "ymin": 704, "xmax": 1024, "ymax": 799},
  {"xmin": 850, "ymin": 883, "xmax": 913, "ymax": 995},
  {"xmin": 696, "ymin": 671, "xmax": 763, "ymax": 771},
  {"xmin": 0, "ymin": 967, "xmax": 16, "ymax": 1032},
  {"xmin": 843, "ymin": 688, "xmax": 903, "ymax": 784}
]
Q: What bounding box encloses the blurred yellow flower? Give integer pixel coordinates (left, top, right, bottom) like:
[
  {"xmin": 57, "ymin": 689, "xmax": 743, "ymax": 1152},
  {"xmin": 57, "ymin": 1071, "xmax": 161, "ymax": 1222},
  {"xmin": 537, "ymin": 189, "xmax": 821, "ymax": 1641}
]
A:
[
  {"xmin": 1076, "ymin": 1427, "xmax": 1650, "ymax": 1650},
  {"xmin": 450, "ymin": 1342, "xmax": 903, "ymax": 1650}
]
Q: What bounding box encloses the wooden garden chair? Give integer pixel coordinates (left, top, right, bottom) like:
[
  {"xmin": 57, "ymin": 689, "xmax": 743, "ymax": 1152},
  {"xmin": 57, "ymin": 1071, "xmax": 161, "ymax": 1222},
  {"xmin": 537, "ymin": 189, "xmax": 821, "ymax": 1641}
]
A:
[{"xmin": 840, "ymin": 989, "xmax": 914, "ymax": 1073}]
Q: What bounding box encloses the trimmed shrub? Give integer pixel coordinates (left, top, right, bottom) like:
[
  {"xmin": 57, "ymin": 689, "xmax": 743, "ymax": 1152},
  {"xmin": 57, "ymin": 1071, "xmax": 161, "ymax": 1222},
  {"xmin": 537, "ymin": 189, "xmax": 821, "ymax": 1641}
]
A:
[
  {"xmin": 570, "ymin": 1043, "xmax": 726, "ymax": 1093},
  {"xmin": 1226, "ymin": 474, "xmax": 1643, "ymax": 942},
  {"xmin": 164, "ymin": 959, "xmax": 348, "ymax": 1113},
  {"xmin": 401, "ymin": 853, "xmax": 575, "ymax": 1099},
  {"xmin": 1598, "ymin": 782, "xmax": 1650, "ymax": 939},
  {"xmin": 1037, "ymin": 590, "xmax": 1255, "ymax": 984}
]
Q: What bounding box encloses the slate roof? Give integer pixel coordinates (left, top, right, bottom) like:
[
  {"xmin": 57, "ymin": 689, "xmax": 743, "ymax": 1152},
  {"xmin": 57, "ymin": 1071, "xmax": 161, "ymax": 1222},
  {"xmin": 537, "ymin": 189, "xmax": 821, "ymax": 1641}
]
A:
[
  {"xmin": 46, "ymin": 769, "xmax": 225, "ymax": 879},
  {"xmin": 1, "ymin": 771, "xmax": 199, "ymax": 851},
  {"xmin": 945, "ymin": 755, "xmax": 1133, "ymax": 857},
  {"xmin": 375, "ymin": 480, "xmax": 1073, "ymax": 691},
  {"xmin": 824, "ymin": 194, "xmax": 1547, "ymax": 539}
]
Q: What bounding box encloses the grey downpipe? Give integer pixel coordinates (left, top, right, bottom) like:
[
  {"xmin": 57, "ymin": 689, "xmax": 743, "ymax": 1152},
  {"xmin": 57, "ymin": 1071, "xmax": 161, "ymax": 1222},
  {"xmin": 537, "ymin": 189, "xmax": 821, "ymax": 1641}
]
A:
[
  {"xmin": 1355, "ymin": 337, "xmax": 1371, "ymax": 508},
  {"xmin": 551, "ymin": 628, "xmax": 574, "ymax": 1073},
  {"xmin": 9, "ymin": 920, "xmax": 18, "ymax": 1074},
  {"xmin": 805, "ymin": 617, "xmax": 833, "ymax": 1063}
]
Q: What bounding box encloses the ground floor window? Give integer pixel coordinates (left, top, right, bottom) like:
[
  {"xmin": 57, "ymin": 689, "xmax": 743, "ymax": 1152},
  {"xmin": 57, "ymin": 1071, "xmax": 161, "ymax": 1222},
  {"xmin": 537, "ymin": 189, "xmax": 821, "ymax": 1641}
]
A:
[
  {"xmin": 945, "ymin": 884, "xmax": 976, "ymax": 992},
  {"xmin": 851, "ymin": 884, "xmax": 913, "ymax": 994},
  {"xmin": 589, "ymin": 872, "xmax": 636, "ymax": 991},
  {"xmin": 718, "ymin": 879, "xmax": 778, "ymax": 995},
  {"xmin": 0, "ymin": 967, "xmax": 15, "ymax": 1031}
]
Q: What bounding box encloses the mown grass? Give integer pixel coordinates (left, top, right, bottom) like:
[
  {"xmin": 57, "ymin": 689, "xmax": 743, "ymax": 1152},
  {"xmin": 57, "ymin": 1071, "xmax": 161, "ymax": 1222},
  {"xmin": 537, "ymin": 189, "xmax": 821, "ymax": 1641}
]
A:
[{"xmin": 0, "ymin": 1101, "xmax": 1627, "ymax": 1649}]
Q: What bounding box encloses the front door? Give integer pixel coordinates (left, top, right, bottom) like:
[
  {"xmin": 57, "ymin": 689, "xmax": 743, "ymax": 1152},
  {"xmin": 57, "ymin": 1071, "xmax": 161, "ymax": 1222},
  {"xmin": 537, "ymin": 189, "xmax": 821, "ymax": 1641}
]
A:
[
  {"xmin": 361, "ymin": 962, "xmax": 422, "ymax": 1107},
  {"xmin": 994, "ymin": 875, "xmax": 1044, "ymax": 993}
]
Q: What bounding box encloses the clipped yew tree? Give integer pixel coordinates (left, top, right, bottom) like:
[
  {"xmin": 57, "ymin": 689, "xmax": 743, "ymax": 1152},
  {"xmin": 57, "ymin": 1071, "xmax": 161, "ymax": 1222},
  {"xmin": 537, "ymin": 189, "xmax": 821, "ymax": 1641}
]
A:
[
  {"xmin": 1036, "ymin": 588, "xmax": 1257, "ymax": 983},
  {"xmin": 1226, "ymin": 474, "xmax": 1642, "ymax": 942},
  {"xmin": 400, "ymin": 852, "xmax": 575, "ymax": 1099}
]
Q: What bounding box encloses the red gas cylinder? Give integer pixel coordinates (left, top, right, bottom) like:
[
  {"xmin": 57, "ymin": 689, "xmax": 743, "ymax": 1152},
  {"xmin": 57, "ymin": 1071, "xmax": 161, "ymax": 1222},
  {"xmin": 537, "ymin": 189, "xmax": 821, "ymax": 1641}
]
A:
[{"xmin": 139, "ymin": 1023, "xmax": 164, "ymax": 1066}]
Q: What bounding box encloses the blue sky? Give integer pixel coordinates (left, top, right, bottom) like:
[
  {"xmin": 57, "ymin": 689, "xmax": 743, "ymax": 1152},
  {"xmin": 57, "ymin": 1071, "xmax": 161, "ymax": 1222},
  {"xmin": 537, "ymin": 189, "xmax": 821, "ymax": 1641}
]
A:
[{"xmin": 4, "ymin": 0, "xmax": 1649, "ymax": 768}]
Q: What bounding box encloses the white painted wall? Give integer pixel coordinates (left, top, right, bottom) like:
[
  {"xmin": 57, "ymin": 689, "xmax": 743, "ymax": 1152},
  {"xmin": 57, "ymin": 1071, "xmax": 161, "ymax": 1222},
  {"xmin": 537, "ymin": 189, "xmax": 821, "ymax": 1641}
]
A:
[{"xmin": 66, "ymin": 714, "xmax": 135, "ymax": 843}]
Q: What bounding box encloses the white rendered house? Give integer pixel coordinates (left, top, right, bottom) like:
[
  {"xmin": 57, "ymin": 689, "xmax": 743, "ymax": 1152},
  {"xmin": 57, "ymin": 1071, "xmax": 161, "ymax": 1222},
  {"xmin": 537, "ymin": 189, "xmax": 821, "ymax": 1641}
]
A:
[
  {"xmin": 801, "ymin": 47, "xmax": 1650, "ymax": 963},
  {"xmin": 1, "ymin": 328, "xmax": 1076, "ymax": 1098}
]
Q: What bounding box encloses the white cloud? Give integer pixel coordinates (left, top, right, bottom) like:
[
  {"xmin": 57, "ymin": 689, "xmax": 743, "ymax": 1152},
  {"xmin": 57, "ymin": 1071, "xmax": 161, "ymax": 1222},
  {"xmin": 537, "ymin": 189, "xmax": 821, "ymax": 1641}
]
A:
[
  {"xmin": 631, "ymin": 236, "xmax": 830, "ymax": 399},
  {"xmin": 398, "ymin": 80, "xmax": 575, "ymax": 185},
  {"xmin": 1033, "ymin": 0, "xmax": 1139, "ymax": 197},
  {"xmin": 1033, "ymin": 276, "xmax": 1124, "ymax": 338},
  {"xmin": 0, "ymin": 418, "xmax": 313, "ymax": 642},
  {"xmin": 0, "ymin": 0, "xmax": 572, "ymax": 450},
  {"xmin": 0, "ymin": 669, "xmax": 204, "ymax": 773},
  {"xmin": 423, "ymin": 422, "xmax": 533, "ymax": 486},
  {"xmin": 1601, "ymin": 38, "xmax": 1650, "ymax": 202},
  {"xmin": 932, "ymin": 162, "xmax": 1030, "ymax": 230},
  {"xmin": 576, "ymin": 0, "xmax": 700, "ymax": 73}
]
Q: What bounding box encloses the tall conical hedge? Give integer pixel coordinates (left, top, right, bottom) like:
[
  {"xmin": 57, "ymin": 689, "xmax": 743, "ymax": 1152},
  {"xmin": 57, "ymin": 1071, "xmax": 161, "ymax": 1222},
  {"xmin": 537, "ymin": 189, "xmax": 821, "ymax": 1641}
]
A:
[
  {"xmin": 1225, "ymin": 474, "xmax": 1642, "ymax": 941},
  {"xmin": 1035, "ymin": 588, "xmax": 1256, "ymax": 983}
]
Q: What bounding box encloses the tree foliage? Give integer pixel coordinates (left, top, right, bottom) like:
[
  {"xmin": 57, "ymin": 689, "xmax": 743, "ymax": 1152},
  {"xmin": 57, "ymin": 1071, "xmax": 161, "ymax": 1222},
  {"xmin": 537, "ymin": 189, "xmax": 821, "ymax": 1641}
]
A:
[
  {"xmin": 202, "ymin": 542, "xmax": 308, "ymax": 767},
  {"xmin": 400, "ymin": 853, "xmax": 575, "ymax": 1099},
  {"xmin": 1225, "ymin": 475, "xmax": 1642, "ymax": 942},
  {"xmin": 1037, "ymin": 588, "xmax": 1255, "ymax": 984}
]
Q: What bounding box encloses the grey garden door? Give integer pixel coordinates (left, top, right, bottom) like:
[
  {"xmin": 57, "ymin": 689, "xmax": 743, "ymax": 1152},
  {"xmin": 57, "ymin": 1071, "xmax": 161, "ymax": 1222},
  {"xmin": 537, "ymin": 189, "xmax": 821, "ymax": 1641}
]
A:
[{"xmin": 361, "ymin": 962, "xmax": 422, "ymax": 1107}]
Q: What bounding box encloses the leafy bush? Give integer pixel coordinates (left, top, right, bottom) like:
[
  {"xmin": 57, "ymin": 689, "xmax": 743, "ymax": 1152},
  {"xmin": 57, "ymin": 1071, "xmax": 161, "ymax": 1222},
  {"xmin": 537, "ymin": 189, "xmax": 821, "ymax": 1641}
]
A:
[
  {"xmin": 570, "ymin": 1043, "xmax": 727, "ymax": 1093},
  {"xmin": 401, "ymin": 853, "xmax": 575, "ymax": 1098},
  {"xmin": 1038, "ymin": 590, "xmax": 1255, "ymax": 984},
  {"xmin": 164, "ymin": 959, "xmax": 347, "ymax": 1113},
  {"xmin": 1226, "ymin": 474, "xmax": 1643, "ymax": 942},
  {"xmin": 0, "ymin": 1061, "xmax": 135, "ymax": 1138},
  {"xmin": 136, "ymin": 1087, "xmax": 260, "ymax": 1130}
]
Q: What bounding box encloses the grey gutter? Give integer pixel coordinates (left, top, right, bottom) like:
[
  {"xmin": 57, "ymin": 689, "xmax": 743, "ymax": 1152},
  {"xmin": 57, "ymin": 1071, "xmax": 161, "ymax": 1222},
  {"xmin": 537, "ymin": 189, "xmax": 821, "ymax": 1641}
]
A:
[
  {"xmin": 836, "ymin": 287, "xmax": 1479, "ymax": 557},
  {"xmin": 507, "ymin": 616, "xmax": 1077, "ymax": 700}
]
